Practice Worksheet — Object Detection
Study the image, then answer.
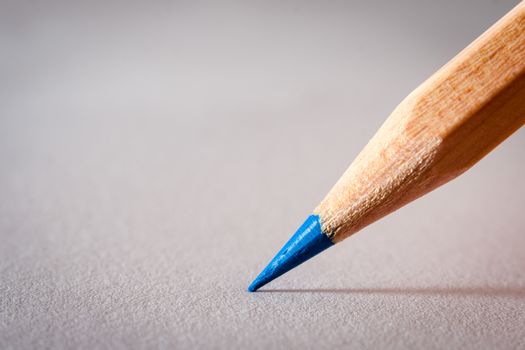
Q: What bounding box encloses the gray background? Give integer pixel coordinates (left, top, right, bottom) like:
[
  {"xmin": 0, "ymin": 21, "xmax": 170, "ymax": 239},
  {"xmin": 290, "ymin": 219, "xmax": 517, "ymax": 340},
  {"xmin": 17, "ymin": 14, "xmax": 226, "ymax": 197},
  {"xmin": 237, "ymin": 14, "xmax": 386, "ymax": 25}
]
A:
[{"xmin": 1, "ymin": 0, "xmax": 524, "ymax": 349}]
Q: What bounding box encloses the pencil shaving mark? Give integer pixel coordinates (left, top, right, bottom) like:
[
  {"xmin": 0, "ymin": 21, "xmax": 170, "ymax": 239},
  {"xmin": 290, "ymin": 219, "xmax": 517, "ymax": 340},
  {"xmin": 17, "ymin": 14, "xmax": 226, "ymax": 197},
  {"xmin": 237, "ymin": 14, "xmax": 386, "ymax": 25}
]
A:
[
  {"xmin": 321, "ymin": 134, "xmax": 442, "ymax": 240},
  {"xmin": 314, "ymin": 3, "xmax": 525, "ymax": 242}
]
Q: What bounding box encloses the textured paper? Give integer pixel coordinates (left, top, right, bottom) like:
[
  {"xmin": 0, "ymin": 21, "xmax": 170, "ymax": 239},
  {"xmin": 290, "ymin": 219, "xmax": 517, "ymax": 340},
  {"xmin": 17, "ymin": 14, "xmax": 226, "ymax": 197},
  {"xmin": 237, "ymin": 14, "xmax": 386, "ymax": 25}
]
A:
[{"xmin": 1, "ymin": 0, "xmax": 524, "ymax": 349}]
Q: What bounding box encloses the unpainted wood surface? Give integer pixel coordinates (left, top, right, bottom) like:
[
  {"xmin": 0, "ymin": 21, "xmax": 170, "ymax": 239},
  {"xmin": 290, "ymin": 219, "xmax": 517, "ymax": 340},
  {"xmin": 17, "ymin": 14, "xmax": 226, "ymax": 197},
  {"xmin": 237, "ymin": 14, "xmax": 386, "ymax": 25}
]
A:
[{"xmin": 316, "ymin": 2, "xmax": 525, "ymax": 242}]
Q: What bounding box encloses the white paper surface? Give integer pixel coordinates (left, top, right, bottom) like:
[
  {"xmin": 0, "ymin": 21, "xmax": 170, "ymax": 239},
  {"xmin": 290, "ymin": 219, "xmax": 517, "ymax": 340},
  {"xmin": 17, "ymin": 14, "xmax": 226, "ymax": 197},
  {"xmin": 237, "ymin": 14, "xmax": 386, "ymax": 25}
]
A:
[{"xmin": 1, "ymin": 0, "xmax": 524, "ymax": 349}]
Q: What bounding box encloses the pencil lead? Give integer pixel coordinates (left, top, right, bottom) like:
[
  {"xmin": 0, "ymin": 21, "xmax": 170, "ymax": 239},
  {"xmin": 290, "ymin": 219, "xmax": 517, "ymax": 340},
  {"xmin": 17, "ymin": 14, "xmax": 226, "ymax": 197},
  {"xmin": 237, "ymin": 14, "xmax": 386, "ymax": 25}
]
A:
[{"xmin": 248, "ymin": 215, "xmax": 333, "ymax": 292}]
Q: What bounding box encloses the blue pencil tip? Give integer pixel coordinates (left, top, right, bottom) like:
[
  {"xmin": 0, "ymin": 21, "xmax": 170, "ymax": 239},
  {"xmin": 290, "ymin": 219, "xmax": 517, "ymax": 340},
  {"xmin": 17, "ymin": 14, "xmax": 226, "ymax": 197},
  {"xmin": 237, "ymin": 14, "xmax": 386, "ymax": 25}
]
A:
[{"xmin": 247, "ymin": 215, "xmax": 333, "ymax": 292}]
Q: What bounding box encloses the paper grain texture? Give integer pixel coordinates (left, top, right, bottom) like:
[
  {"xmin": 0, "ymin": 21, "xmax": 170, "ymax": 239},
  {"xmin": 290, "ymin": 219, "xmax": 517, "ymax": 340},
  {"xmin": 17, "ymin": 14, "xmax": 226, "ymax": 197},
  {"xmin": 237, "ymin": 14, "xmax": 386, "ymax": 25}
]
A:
[{"xmin": 1, "ymin": 0, "xmax": 524, "ymax": 349}]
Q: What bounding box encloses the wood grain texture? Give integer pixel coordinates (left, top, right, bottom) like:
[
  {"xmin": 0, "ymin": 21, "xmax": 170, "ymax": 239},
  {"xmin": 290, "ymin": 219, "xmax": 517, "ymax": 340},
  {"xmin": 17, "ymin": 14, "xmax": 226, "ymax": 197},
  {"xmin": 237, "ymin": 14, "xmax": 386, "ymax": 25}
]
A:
[{"xmin": 315, "ymin": 2, "xmax": 525, "ymax": 243}]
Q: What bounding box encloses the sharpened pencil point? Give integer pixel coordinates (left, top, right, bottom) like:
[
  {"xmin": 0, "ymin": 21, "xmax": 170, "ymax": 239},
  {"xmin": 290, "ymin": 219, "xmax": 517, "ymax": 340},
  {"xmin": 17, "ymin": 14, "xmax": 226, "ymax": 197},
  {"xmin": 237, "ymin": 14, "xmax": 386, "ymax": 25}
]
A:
[{"xmin": 248, "ymin": 215, "xmax": 333, "ymax": 292}]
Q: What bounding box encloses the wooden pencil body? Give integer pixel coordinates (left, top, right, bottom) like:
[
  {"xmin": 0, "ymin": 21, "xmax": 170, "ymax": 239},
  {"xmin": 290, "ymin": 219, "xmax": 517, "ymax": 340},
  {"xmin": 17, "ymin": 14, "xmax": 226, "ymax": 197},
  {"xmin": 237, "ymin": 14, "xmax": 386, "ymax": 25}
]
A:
[{"xmin": 315, "ymin": 2, "xmax": 525, "ymax": 242}]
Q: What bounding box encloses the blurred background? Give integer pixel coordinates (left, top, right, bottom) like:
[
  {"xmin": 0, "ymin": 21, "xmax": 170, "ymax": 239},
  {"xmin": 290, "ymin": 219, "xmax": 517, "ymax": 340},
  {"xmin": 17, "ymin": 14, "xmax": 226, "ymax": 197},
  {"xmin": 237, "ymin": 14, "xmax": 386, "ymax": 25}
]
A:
[{"xmin": 1, "ymin": 0, "xmax": 524, "ymax": 349}]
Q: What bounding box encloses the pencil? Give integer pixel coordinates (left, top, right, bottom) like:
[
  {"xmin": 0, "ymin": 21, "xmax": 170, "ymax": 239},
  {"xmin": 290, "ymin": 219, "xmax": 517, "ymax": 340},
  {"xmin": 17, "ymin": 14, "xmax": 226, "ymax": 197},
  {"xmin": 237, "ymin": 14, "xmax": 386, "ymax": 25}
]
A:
[{"xmin": 248, "ymin": 2, "xmax": 525, "ymax": 292}]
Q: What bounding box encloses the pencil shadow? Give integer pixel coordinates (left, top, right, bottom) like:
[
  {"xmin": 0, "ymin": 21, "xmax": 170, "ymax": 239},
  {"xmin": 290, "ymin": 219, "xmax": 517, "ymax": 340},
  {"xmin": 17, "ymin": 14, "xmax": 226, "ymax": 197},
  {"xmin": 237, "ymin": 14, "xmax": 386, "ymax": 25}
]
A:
[{"xmin": 259, "ymin": 286, "xmax": 525, "ymax": 298}]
